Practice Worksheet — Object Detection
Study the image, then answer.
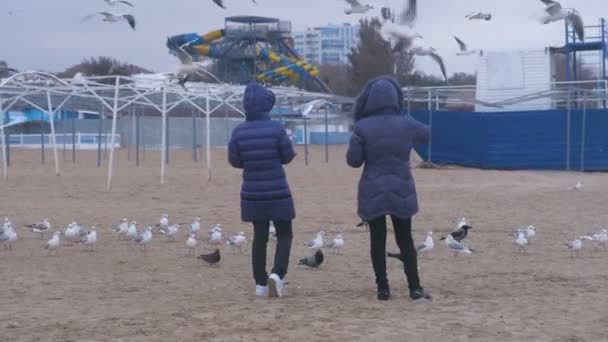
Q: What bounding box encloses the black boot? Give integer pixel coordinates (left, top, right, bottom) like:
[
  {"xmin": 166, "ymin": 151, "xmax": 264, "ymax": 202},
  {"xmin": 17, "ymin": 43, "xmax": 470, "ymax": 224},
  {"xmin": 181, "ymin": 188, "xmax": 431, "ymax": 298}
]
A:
[
  {"xmin": 377, "ymin": 286, "xmax": 391, "ymax": 301},
  {"xmin": 410, "ymin": 288, "xmax": 432, "ymax": 300}
]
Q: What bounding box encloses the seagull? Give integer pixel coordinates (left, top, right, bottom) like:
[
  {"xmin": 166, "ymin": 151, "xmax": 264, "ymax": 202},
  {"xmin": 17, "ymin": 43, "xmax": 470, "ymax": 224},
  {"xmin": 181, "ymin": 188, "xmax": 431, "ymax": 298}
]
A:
[
  {"xmin": 417, "ymin": 231, "xmax": 434, "ymax": 254},
  {"xmin": 445, "ymin": 235, "xmax": 473, "ymax": 256},
  {"xmin": 80, "ymin": 227, "xmax": 98, "ymax": 252},
  {"xmin": 269, "ymin": 221, "xmax": 277, "ymax": 241},
  {"xmin": 126, "ymin": 221, "xmax": 139, "ymax": 241},
  {"xmin": 457, "ymin": 217, "xmax": 467, "ymax": 230},
  {"xmin": 566, "ymin": 236, "xmax": 584, "ymax": 258},
  {"xmin": 113, "ymin": 218, "xmax": 129, "ymax": 240},
  {"xmin": 465, "ymin": 12, "xmax": 492, "ymax": 21},
  {"xmin": 571, "ymin": 180, "xmax": 583, "ymax": 191},
  {"xmin": 525, "ymin": 226, "xmax": 537, "ymax": 239},
  {"xmin": 81, "ymin": 12, "xmax": 136, "ymax": 31},
  {"xmin": 64, "ymin": 223, "xmax": 80, "ymax": 243},
  {"xmin": 515, "ymin": 230, "xmax": 529, "ymax": 254},
  {"xmin": 299, "ymin": 249, "xmax": 324, "ymax": 269},
  {"xmin": 198, "ymin": 249, "xmax": 221, "ymax": 266},
  {"xmin": 344, "ymin": 0, "xmax": 374, "ymax": 15},
  {"xmin": 539, "ymin": 0, "xmax": 584, "ymax": 41},
  {"xmin": 2, "ymin": 217, "xmax": 11, "ymax": 230},
  {"xmin": 582, "ymin": 230, "xmax": 608, "ymax": 250},
  {"xmin": 407, "ymin": 46, "xmax": 448, "ymax": 82},
  {"xmin": 441, "ymin": 225, "xmax": 473, "ymax": 243},
  {"xmin": 212, "ymin": 0, "xmax": 227, "ymax": 9},
  {"xmin": 226, "ymin": 232, "xmax": 247, "ymax": 254},
  {"xmin": 104, "ymin": 0, "xmax": 135, "ymax": 7},
  {"xmin": 189, "ymin": 217, "xmax": 201, "ymax": 235},
  {"xmin": 7, "ymin": 8, "xmax": 24, "ymax": 16},
  {"xmin": 45, "ymin": 231, "xmax": 61, "ymax": 256},
  {"xmin": 327, "ymin": 233, "xmax": 344, "ymax": 254},
  {"xmin": 159, "ymin": 224, "xmax": 180, "ymax": 241},
  {"xmin": 133, "ymin": 226, "xmax": 153, "ymax": 250},
  {"xmin": 186, "ymin": 234, "xmax": 198, "ymax": 256},
  {"xmin": 0, "ymin": 226, "xmax": 17, "ymax": 251},
  {"xmin": 170, "ymin": 45, "xmax": 223, "ymax": 90},
  {"xmin": 454, "ymin": 36, "xmax": 481, "ymax": 56},
  {"xmin": 208, "ymin": 223, "xmax": 222, "ymax": 235},
  {"xmin": 307, "ymin": 231, "xmax": 325, "ymax": 249},
  {"xmin": 158, "ymin": 214, "xmax": 169, "ymax": 228}
]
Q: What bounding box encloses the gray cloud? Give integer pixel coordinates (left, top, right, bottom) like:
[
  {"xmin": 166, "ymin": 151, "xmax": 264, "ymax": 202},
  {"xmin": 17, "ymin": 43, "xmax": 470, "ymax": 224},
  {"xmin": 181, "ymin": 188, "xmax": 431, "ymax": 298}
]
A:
[{"xmin": 2, "ymin": 0, "xmax": 605, "ymax": 78}]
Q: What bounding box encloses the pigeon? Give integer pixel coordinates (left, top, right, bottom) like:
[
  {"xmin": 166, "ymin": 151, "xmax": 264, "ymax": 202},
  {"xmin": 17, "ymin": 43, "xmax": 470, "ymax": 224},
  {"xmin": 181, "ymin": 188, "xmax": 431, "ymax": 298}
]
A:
[
  {"xmin": 299, "ymin": 249, "xmax": 324, "ymax": 269},
  {"xmin": 307, "ymin": 231, "xmax": 325, "ymax": 249},
  {"xmin": 226, "ymin": 232, "xmax": 247, "ymax": 254},
  {"xmin": 327, "ymin": 233, "xmax": 344, "ymax": 254},
  {"xmin": 104, "ymin": 0, "xmax": 134, "ymax": 7},
  {"xmin": 186, "ymin": 234, "xmax": 198, "ymax": 256},
  {"xmin": 515, "ymin": 230, "xmax": 529, "ymax": 254},
  {"xmin": 126, "ymin": 221, "xmax": 139, "ymax": 241},
  {"xmin": 80, "ymin": 227, "xmax": 98, "ymax": 252},
  {"xmin": 344, "ymin": 0, "xmax": 374, "ymax": 15},
  {"xmin": 566, "ymin": 236, "xmax": 584, "ymax": 258},
  {"xmin": 45, "ymin": 231, "xmax": 61, "ymax": 256},
  {"xmin": 0, "ymin": 226, "xmax": 17, "ymax": 251},
  {"xmin": 189, "ymin": 217, "xmax": 201, "ymax": 235},
  {"xmin": 269, "ymin": 221, "xmax": 277, "ymax": 241},
  {"xmin": 465, "ymin": 12, "xmax": 492, "ymax": 21},
  {"xmin": 159, "ymin": 224, "xmax": 180, "ymax": 241},
  {"xmin": 454, "ymin": 36, "xmax": 481, "ymax": 56},
  {"xmin": 81, "ymin": 12, "xmax": 136, "ymax": 31},
  {"xmin": 539, "ymin": 0, "xmax": 584, "ymax": 41},
  {"xmin": 417, "ymin": 231, "xmax": 434, "ymax": 254},
  {"xmin": 406, "ymin": 46, "xmax": 448, "ymax": 82},
  {"xmin": 445, "ymin": 235, "xmax": 473, "ymax": 256},
  {"xmin": 441, "ymin": 225, "xmax": 473, "ymax": 243},
  {"xmin": 113, "ymin": 218, "xmax": 129, "ymax": 240},
  {"xmin": 133, "ymin": 227, "xmax": 153, "ymax": 250},
  {"xmin": 198, "ymin": 249, "xmax": 221, "ymax": 266}
]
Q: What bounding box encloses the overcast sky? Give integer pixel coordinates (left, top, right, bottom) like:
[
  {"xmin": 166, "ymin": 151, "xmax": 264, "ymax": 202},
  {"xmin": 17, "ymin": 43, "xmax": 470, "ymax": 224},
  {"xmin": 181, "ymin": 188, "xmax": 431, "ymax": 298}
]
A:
[{"xmin": 1, "ymin": 0, "xmax": 606, "ymax": 78}]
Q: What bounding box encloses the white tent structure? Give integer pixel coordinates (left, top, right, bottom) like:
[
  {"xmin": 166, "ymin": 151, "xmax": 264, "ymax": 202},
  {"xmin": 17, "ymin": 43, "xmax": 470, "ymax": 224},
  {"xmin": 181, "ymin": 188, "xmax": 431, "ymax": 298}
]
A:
[{"xmin": 0, "ymin": 72, "xmax": 343, "ymax": 190}]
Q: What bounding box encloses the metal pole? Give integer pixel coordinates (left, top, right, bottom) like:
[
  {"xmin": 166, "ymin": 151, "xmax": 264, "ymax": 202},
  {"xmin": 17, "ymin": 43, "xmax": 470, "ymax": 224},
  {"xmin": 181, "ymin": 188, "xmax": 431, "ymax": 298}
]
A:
[
  {"xmin": 304, "ymin": 117, "xmax": 309, "ymax": 166},
  {"xmin": 427, "ymin": 91, "xmax": 433, "ymax": 163},
  {"xmin": 107, "ymin": 76, "xmax": 120, "ymax": 191},
  {"xmin": 104, "ymin": 111, "xmax": 108, "ymax": 161},
  {"xmin": 192, "ymin": 110, "xmax": 198, "ymax": 162},
  {"xmin": 0, "ymin": 101, "xmax": 7, "ymax": 180},
  {"xmin": 580, "ymin": 94, "xmax": 587, "ymax": 172},
  {"xmin": 205, "ymin": 95, "xmax": 211, "ymax": 181},
  {"xmin": 61, "ymin": 113, "xmax": 66, "ymax": 161},
  {"xmin": 136, "ymin": 105, "xmax": 140, "ymax": 167},
  {"xmin": 40, "ymin": 113, "xmax": 45, "ymax": 165},
  {"xmin": 165, "ymin": 110, "xmax": 170, "ymax": 165},
  {"xmin": 46, "ymin": 91, "xmax": 60, "ymax": 176},
  {"xmin": 324, "ymin": 103, "xmax": 329, "ymax": 163},
  {"xmin": 71, "ymin": 115, "xmax": 76, "ymax": 163},
  {"xmin": 128, "ymin": 106, "xmax": 134, "ymax": 162},
  {"xmin": 161, "ymin": 87, "xmax": 167, "ymax": 185},
  {"xmin": 407, "ymin": 90, "xmax": 411, "ymax": 116},
  {"xmin": 141, "ymin": 107, "xmax": 146, "ymax": 161},
  {"xmin": 97, "ymin": 107, "xmax": 103, "ymax": 168},
  {"xmin": 566, "ymin": 89, "xmax": 571, "ymax": 170},
  {"xmin": 199, "ymin": 111, "xmax": 203, "ymax": 163},
  {"xmin": 3, "ymin": 106, "xmax": 9, "ymax": 167}
]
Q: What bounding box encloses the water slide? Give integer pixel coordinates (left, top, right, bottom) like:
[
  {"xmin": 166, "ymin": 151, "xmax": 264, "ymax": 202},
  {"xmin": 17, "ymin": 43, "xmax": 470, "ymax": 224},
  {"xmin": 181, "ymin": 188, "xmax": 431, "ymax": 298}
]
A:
[{"xmin": 166, "ymin": 31, "xmax": 328, "ymax": 91}]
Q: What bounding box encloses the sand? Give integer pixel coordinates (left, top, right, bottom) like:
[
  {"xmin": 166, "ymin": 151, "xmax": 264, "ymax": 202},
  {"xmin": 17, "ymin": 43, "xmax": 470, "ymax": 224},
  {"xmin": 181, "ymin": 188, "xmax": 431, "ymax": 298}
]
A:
[{"xmin": 1, "ymin": 146, "xmax": 607, "ymax": 342}]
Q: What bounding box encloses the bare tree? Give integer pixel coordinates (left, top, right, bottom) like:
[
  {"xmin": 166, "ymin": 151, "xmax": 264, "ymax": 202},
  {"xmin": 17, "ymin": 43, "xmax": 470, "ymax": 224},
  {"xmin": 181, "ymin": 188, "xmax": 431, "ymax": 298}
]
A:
[{"xmin": 56, "ymin": 56, "xmax": 152, "ymax": 78}]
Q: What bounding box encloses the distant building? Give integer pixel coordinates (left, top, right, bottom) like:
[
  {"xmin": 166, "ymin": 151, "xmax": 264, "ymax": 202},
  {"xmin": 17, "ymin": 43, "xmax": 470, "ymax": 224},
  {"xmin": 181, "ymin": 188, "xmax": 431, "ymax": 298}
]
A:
[{"xmin": 293, "ymin": 23, "xmax": 359, "ymax": 65}]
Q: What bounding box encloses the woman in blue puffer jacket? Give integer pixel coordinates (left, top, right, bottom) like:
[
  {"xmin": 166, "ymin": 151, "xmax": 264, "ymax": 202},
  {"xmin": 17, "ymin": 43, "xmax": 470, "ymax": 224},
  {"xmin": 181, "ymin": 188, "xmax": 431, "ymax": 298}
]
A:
[
  {"xmin": 228, "ymin": 83, "xmax": 296, "ymax": 299},
  {"xmin": 347, "ymin": 76, "xmax": 432, "ymax": 301}
]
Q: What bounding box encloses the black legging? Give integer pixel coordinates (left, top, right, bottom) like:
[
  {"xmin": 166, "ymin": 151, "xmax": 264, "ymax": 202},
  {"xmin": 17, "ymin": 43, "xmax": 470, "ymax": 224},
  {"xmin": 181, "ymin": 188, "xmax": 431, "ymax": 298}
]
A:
[
  {"xmin": 368, "ymin": 216, "xmax": 420, "ymax": 291},
  {"xmin": 252, "ymin": 220, "xmax": 293, "ymax": 286}
]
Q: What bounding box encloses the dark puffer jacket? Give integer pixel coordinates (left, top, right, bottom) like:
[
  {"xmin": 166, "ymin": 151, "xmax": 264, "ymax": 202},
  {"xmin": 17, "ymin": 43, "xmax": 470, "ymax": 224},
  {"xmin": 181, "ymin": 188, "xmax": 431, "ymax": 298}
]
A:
[
  {"xmin": 347, "ymin": 76, "xmax": 430, "ymax": 221},
  {"xmin": 228, "ymin": 84, "xmax": 296, "ymax": 222}
]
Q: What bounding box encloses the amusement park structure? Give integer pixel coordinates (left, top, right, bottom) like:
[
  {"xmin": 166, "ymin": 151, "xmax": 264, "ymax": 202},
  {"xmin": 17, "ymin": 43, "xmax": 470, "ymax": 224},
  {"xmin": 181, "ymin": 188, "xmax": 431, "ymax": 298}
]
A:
[{"xmin": 166, "ymin": 16, "xmax": 331, "ymax": 92}]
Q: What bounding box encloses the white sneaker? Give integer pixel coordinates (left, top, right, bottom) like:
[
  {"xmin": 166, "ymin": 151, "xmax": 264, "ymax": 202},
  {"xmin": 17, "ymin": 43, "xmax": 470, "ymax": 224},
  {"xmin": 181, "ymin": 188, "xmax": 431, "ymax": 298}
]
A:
[
  {"xmin": 255, "ymin": 285, "xmax": 268, "ymax": 297},
  {"xmin": 268, "ymin": 273, "xmax": 284, "ymax": 298}
]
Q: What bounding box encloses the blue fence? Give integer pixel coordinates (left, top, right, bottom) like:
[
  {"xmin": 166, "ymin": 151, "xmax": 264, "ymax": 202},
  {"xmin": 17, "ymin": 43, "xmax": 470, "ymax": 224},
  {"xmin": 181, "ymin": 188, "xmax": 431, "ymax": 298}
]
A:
[{"xmin": 412, "ymin": 109, "xmax": 608, "ymax": 171}]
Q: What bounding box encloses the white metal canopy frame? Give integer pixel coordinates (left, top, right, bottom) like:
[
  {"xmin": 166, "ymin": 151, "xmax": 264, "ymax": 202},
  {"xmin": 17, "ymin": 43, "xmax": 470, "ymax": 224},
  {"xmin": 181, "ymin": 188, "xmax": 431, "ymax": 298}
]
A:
[{"xmin": 0, "ymin": 72, "xmax": 340, "ymax": 190}]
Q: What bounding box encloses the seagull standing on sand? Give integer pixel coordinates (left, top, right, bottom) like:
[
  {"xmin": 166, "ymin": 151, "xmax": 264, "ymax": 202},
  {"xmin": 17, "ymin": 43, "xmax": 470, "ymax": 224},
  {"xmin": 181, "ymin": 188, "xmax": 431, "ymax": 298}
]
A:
[
  {"xmin": 186, "ymin": 234, "xmax": 198, "ymax": 256},
  {"xmin": 539, "ymin": 0, "xmax": 584, "ymax": 41},
  {"xmin": 133, "ymin": 227, "xmax": 153, "ymax": 250},
  {"xmin": 571, "ymin": 181, "xmax": 583, "ymax": 191},
  {"xmin": 158, "ymin": 214, "xmax": 169, "ymax": 228},
  {"xmin": 446, "ymin": 235, "xmax": 473, "ymax": 256},
  {"xmin": 81, "ymin": 12, "xmax": 136, "ymax": 31},
  {"xmin": 417, "ymin": 231, "xmax": 434, "ymax": 254},
  {"xmin": 515, "ymin": 230, "xmax": 529, "ymax": 254},
  {"xmin": 189, "ymin": 217, "xmax": 201, "ymax": 235},
  {"xmin": 80, "ymin": 227, "xmax": 98, "ymax": 252},
  {"xmin": 465, "ymin": 12, "xmax": 492, "ymax": 21},
  {"xmin": 226, "ymin": 232, "xmax": 247, "ymax": 254},
  {"xmin": 307, "ymin": 231, "xmax": 325, "ymax": 249},
  {"xmin": 113, "ymin": 218, "xmax": 129, "ymax": 240},
  {"xmin": 126, "ymin": 221, "xmax": 139, "ymax": 241},
  {"xmin": 160, "ymin": 224, "xmax": 180, "ymax": 241},
  {"xmin": 344, "ymin": 0, "xmax": 374, "ymax": 15},
  {"xmin": 45, "ymin": 232, "xmax": 61, "ymax": 256},
  {"xmin": 0, "ymin": 226, "xmax": 17, "ymax": 251},
  {"xmin": 566, "ymin": 236, "xmax": 584, "ymax": 258},
  {"xmin": 27, "ymin": 219, "xmax": 52, "ymax": 238},
  {"xmin": 327, "ymin": 233, "xmax": 345, "ymax": 254}
]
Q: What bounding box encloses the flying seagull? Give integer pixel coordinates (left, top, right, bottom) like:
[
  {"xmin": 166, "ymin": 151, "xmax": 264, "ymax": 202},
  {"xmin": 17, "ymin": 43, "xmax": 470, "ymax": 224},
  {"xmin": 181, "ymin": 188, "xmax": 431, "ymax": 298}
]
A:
[
  {"xmin": 198, "ymin": 249, "xmax": 221, "ymax": 266},
  {"xmin": 299, "ymin": 249, "xmax": 324, "ymax": 269},
  {"xmin": 81, "ymin": 12, "xmax": 136, "ymax": 31},
  {"xmin": 407, "ymin": 46, "xmax": 448, "ymax": 82},
  {"xmin": 104, "ymin": 0, "xmax": 134, "ymax": 7},
  {"xmin": 539, "ymin": 0, "xmax": 584, "ymax": 41},
  {"xmin": 212, "ymin": 0, "xmax": 257, "ymax": 9},
  {"xmin": 396, "ymin": 0, "xmax": 417, "ymax": 26},
  {"xmin": 465, "ymin": 12, "xmax": 492, "ymax": 21},
  {"xmin": 344, "ymin": 0, "xmax": 374, "ymax": 15},
  {"xmin": 454, "ymin": 36, "xmax": 481, "ymax": 56}
]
